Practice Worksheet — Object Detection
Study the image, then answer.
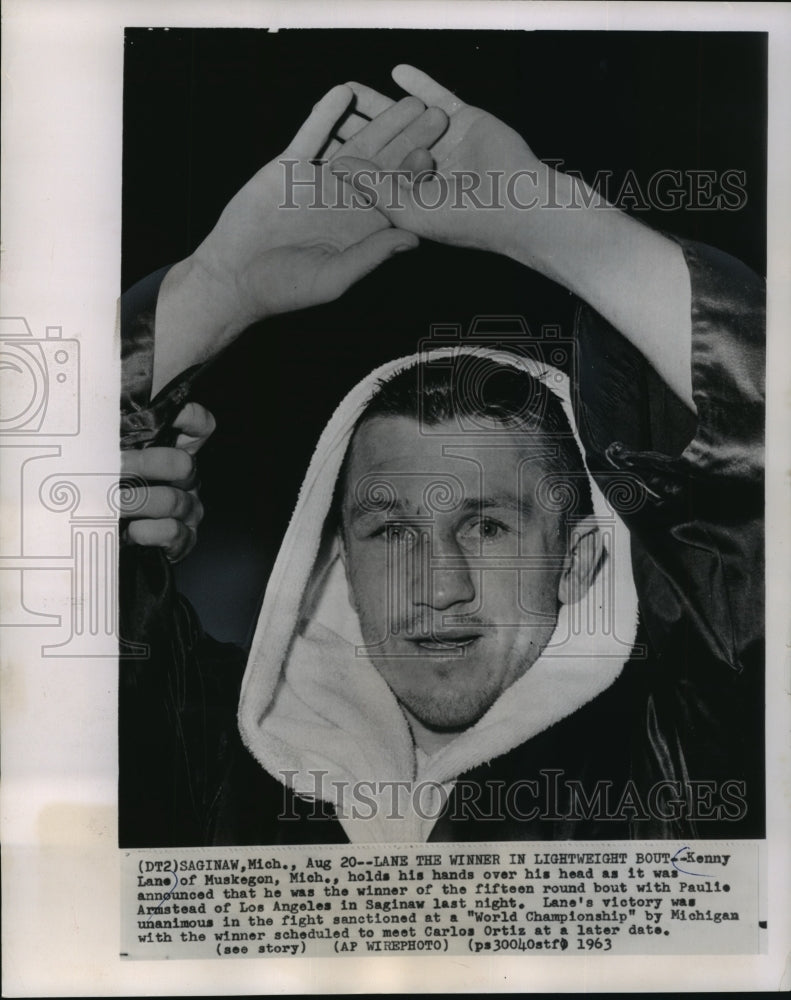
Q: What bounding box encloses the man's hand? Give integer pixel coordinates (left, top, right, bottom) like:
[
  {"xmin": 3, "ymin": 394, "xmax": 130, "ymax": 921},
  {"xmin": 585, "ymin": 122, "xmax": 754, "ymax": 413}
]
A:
[
  {"xmin": 333, "ymin": 66, "xmax": 695, "ymax": 410},
  {"xmin": 120, "ymin": 402, "xmax": 215, "ymax": 563},
  {"xmin": 333, "ymin": 66, "xmax": 542, "ymax": 256},
  {"xmin": 150, "ymin": 85, "xmax": 447, "ymax": 395}
]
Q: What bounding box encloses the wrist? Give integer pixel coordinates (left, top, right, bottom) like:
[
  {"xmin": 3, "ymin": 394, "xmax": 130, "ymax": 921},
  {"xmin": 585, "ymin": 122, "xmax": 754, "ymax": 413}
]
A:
[
  {"xmin": 499, "ymin": 167, "xmax": 640, "ymax": 294},
  {"xmin": 459, "ymin": 153, "xmax": 556, "ymax": 261},
  {"xmin": 151, "ymin": 252, "xmax": 258, "ymax": 396},
  {"xmin": 189, "ymin": 240, "xmax": 269, "ymax": 340},
  {"xmin": 498, "ymin": 167, "xmax": 581, "ymax": 277}
]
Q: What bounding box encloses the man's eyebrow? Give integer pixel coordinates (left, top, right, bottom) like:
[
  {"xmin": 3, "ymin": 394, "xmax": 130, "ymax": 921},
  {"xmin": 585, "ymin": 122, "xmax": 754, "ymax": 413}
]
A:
[
  {"xmin": 348, "ymin": 497, "xmax": 409, "ymax": 522},
  {"xmin": 459, "ymin": 494, "xmax": 525, "ymax": 514},
  {"xmin": 348, "ymin": 493, "xmax": 526, "ymax": 522}
]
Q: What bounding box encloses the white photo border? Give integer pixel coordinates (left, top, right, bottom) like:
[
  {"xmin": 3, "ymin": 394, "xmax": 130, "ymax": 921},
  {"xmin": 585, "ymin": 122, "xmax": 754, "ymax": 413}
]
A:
[{"xmin": 2, "ymin": 1, "xmax": 789, "ymax": 995}]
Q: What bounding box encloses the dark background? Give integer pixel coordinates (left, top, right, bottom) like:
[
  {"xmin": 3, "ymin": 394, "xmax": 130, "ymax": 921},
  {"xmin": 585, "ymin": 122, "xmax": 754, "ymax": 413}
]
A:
[{"xmin": 122, "ymin": 29, "xmax": 767, "ymax": 645}]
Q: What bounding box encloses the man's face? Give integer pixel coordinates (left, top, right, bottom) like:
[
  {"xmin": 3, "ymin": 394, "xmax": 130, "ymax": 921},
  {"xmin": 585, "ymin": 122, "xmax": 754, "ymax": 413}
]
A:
[{"xmin": 340, "ymin": 414, "xmax": 571, "ymax": 733}]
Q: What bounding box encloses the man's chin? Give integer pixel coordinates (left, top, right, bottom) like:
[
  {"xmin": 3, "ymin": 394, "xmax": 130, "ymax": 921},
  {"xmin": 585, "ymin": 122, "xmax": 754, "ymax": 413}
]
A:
[
  {"xmin": 370, "ymin": 642, "xmax": 511, "ymax": 731},
  {"xmin": 399, "ymin": 688, "xmax": 498, "ymax": 734}
]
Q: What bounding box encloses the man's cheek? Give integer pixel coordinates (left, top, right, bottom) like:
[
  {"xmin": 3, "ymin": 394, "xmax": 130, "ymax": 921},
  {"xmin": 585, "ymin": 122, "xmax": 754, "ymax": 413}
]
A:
[{"xmin": 347, "ymin": 548, "xmax": 389, "ymax": 626}]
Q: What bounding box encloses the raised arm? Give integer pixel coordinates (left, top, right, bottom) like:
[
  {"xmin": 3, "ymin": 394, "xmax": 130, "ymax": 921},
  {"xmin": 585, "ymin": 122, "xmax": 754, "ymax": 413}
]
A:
[{"xmin": 147, "ymin": 84, "xmax": 447, "ymax": 396}]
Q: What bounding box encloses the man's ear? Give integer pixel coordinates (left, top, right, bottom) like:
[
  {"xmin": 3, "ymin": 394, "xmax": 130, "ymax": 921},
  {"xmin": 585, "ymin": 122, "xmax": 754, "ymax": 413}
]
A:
[{"xmin": 557, "ymin": 516, "xmax": 605, "ymax": 606}]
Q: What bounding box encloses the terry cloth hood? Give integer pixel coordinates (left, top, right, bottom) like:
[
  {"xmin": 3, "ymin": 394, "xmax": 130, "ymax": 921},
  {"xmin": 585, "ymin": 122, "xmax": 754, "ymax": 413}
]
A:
[{"xmin": 239, "ymin": 348, "xmax": 639, "ymax": 843}]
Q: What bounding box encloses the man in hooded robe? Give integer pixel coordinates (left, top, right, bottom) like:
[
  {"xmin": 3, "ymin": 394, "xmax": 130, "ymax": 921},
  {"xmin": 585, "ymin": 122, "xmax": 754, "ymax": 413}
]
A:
[{"xmin": 119, "ymin": 69, "xmax": 764, "ymax": 846}]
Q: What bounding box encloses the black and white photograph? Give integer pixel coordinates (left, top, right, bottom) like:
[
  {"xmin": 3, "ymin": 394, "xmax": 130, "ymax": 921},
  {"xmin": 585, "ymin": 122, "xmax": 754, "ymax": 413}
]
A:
[{"xmin": 120, "ymin": 27, "xmax": 765, "ymax": 847}]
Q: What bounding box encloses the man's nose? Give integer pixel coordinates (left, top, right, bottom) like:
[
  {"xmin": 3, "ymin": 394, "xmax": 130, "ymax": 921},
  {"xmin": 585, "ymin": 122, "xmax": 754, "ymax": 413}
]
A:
[{"xmin": 412, "ymin": 531, "xmax": 475, "ymax": 610}]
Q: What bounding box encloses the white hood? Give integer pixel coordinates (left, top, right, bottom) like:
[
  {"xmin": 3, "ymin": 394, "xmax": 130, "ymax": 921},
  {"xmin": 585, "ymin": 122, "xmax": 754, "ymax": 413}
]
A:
[{"xmin": 239, "ymin": 348, "xmax": 639, "ymax": 843}]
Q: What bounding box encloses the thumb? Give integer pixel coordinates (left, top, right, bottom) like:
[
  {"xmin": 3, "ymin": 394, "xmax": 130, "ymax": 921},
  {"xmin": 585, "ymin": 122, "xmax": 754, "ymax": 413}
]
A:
[
  {"xmin": 315, "ymin": 228, "xmax": 419, "ymax": 302},
  {"xmin": 331, "ymin": 155, "xmax": 416, "ymax": 223},
  {"xmin": 172, "ymin": 401, "xmax": 217, "ymax": 455}
]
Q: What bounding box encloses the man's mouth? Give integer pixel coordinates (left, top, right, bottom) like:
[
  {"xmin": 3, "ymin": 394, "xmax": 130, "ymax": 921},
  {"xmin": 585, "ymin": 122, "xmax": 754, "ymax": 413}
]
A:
[{"xmin": 409, "ymin": 632, "xmax": 482, "ymax": 654}]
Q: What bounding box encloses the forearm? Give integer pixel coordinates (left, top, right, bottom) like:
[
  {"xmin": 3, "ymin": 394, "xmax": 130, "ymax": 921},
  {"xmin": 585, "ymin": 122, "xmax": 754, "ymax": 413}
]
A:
[
  {"xmin": 500, "ymin": 167, "xmax": 694, "ymax": 411},
  {"xmin": 121, "ymin": 264, "xmax": 214, "ymax": 448},
  {"xmin": 150, "ymin": 251, "xmax": 257, "ymax": 398}
]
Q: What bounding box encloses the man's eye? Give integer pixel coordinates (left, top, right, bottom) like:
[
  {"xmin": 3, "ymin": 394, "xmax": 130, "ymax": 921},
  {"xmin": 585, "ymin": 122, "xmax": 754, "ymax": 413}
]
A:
[{"xmin": 460, "ymin": 518, "xmax": 510, "ymax": 542}]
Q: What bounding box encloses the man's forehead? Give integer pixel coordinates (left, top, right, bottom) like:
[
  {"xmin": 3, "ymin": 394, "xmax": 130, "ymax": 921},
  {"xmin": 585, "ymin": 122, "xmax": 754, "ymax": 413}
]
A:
[
  {"xmin": 346, "ymin": 413, "xmax": 547, "ymax": 471},
  {"xmin": 342, "ymin": 414, "xmax": 556, "ymax": 513}
]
